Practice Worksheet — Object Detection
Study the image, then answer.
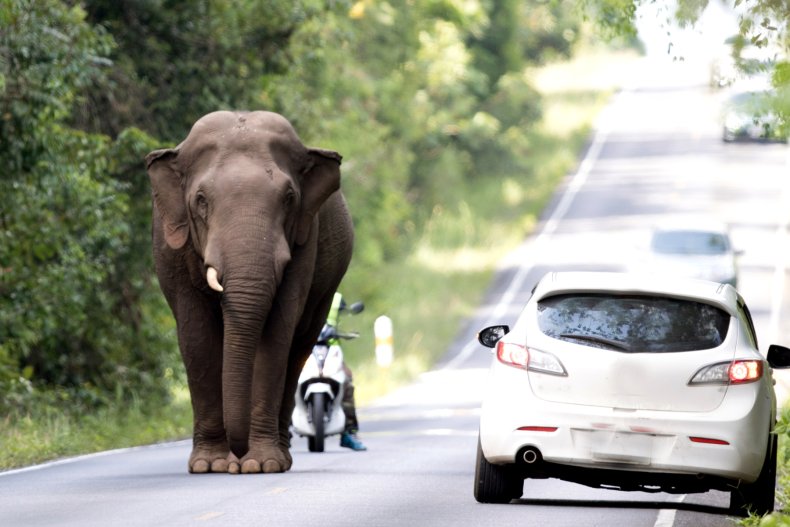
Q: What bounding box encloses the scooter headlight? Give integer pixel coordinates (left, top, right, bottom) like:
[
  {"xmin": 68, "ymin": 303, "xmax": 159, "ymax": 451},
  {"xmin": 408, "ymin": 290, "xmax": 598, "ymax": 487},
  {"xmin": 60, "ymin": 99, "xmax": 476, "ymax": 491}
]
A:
[
  {"xmin": 323, "ymin": 345, "xmax": 344, "ymax": 376},
  {"xmin": 301, "ymin": 357, "xmax": 320, "ymax": 379}
]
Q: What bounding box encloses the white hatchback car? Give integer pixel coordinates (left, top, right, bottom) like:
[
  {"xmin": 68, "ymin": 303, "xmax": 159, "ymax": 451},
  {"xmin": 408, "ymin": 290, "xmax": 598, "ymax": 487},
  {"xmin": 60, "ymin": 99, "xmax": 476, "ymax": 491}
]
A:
[{"xmin": 474, "ymin": 271, "xmax": 790, "ymax": 516}]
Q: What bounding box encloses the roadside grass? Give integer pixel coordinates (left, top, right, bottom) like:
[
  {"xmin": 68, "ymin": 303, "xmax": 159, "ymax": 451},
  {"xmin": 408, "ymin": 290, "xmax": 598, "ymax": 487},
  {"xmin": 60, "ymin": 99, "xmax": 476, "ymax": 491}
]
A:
[
  {"xmin": 741, "ymin": 408, "xmax": 790, "ymax": 526},
  {"xmin": 0, "ymin": 389, "xmax": 192, "ymax": 471},
  {"xmin": 766, "ymin": 410, "xmax": 790, "ymax": 524},
  {"xmin": 0, "ymin": 48, "xmax": 639, "ymax": 470}
]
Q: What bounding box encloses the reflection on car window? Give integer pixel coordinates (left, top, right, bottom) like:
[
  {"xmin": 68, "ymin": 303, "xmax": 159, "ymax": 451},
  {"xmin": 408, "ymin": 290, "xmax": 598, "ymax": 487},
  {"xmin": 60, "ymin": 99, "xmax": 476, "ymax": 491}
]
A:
[
  {"xmin": 537, "ymin": 294, "xmax": 730, "ymax": 352},
  {"xmin": 651, "ymin": 231, "xmax": 730, "ymax": 255}
]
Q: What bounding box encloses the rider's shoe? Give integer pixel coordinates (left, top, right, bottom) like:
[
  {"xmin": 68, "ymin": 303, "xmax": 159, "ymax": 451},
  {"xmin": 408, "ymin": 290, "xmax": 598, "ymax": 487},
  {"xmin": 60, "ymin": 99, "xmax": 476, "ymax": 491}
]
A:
[{"xmin": 340, "ymin": 431, "xmax": 367, "ymax": 451}]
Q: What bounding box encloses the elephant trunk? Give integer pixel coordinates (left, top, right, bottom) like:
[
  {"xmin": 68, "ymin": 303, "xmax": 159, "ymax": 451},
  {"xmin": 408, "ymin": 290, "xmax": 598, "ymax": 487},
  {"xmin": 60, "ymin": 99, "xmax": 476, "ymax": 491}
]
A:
[{"xmin": 220, "ymin": 275, "xmax": 276, "ymax": 459}]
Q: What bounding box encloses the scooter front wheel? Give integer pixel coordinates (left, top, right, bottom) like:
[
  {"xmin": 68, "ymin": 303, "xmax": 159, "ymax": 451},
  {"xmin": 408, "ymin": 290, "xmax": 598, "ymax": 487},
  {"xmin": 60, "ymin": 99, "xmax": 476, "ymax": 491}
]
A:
[{"xmin": 307, "ymin": 392, "xmax": 326, "ymax": 452}]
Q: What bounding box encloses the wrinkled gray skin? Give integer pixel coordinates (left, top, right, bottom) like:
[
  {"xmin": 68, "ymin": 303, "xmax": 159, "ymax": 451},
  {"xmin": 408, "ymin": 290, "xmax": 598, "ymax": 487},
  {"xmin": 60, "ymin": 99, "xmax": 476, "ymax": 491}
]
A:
[{"xmin": 146, "ymin": 111, "xmax": 353, "ymax": 474}]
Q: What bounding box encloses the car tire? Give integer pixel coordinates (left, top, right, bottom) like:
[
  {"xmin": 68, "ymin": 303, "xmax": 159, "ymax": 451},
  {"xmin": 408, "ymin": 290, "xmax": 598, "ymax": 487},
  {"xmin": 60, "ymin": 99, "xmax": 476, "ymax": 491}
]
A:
[
  {"xmin": 473, "ymin": 435, "xmax": 522, "ymax": 504},
  {"xmin": 729, "ymin": 432, "xmax": 777, "ymax": 517}
]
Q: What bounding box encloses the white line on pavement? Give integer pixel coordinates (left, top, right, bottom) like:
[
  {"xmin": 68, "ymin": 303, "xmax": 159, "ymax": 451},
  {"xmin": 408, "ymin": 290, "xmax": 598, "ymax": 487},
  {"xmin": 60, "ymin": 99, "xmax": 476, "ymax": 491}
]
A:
[{"xmin": 440, "ymin": 90, "xmax": 621, "ymax": 371}]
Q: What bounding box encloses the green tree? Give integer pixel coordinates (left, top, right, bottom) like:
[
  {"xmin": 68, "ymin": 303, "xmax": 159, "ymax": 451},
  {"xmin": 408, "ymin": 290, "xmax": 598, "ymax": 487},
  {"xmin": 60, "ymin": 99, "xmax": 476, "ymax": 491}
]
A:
[
  {"xmin": 0, "ymin": 0, "xmax": 171, "ymax": 411},
  {"xmin": 78, "ymin": 0, "xmax": 333, "ymax": 141}
]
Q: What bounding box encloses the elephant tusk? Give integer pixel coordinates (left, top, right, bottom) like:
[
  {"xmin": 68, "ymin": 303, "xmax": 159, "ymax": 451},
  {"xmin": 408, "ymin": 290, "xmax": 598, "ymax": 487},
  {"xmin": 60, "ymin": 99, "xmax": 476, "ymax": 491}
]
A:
[{"xmin": 206, "ymin": 267, "xmax": 224, "ymax": 292}]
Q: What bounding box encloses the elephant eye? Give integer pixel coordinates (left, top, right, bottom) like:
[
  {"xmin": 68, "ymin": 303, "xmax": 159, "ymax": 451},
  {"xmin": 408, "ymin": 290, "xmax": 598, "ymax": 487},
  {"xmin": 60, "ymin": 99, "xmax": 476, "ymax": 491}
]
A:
[
  {"xmin": 283, "ymin": 189, "xmax": 297, "ymax": 207},
  {"xmin": 195, "ymin": 192, "xmax": 209, "ymax": 219}
]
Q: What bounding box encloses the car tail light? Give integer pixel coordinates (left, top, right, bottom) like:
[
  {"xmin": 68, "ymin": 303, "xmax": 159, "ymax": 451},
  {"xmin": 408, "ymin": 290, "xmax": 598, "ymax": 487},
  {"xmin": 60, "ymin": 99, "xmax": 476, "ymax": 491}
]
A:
[
  {"xmin": 496, "ymin": 341, "xmax": 567, "ymax": 376},
  {"xmin": 689, "ymin": 360, "xmax": 763, "ymax": 385},
  {"xmin": 517, "ymin": 426, "xmax": 558, "ymax": 432},
  {"xmin": 729, "ymin": 360, "xmax": 762, "ymax": 383},
  {"xmin": 689, "ymin": 436, "xmax": 730, "ymax": 445},
  {"xmin": 497, "ymin": 341, "xmax": 528, "ymax": 367}
]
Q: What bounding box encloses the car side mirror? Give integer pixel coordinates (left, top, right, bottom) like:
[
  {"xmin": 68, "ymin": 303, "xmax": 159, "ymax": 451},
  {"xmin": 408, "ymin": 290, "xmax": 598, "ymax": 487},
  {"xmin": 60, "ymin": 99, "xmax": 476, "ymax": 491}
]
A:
[
  {"xmin": 477, "ymin": 325, "xmax": 510, "ymax": 348},
  {"xmin": 767, "ymin": 344, "xmax": 790, "ymax": 369}
]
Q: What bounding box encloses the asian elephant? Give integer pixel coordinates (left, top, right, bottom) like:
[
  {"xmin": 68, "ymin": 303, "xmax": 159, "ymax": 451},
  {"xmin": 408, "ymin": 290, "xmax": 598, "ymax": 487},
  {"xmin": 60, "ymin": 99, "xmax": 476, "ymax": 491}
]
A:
[{"xmin": 146, "ymin": 111, "xmax": 353, "ymax": 474}]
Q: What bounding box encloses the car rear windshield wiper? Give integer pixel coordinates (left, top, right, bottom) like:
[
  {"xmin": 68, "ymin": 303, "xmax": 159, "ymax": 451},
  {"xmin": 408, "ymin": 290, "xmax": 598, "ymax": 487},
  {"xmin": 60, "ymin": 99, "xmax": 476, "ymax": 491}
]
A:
[{"xmin": 558, "ymin": 333, "xmax": 632, "ymax": 351}]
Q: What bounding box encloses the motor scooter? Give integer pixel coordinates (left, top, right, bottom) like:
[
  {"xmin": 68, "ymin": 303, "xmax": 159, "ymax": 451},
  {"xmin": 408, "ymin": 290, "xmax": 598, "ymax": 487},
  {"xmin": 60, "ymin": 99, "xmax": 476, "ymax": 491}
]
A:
[{"xmin": 292, "ymin": 300, "xmax": 363, "ymax": 452}]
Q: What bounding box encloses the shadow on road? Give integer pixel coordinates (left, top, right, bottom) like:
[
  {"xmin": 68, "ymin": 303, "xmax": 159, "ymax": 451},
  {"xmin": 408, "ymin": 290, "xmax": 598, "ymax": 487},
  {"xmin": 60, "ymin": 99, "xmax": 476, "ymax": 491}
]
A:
[{"xmin": 511, "ymin": 497, "xmax": 732, "ymax": 517}]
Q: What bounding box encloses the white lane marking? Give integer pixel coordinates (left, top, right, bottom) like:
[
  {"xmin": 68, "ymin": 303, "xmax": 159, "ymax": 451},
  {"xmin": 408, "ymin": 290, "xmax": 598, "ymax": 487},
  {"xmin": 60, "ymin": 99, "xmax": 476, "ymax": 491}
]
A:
[
  {"xmin": 653, "ymin": 494, "xmax": 686, "ymax": 527},
  {"xmin": 767, "ymin": 143, "xmax": 790, "ymax": 346},
  {"xmin": 440, "ymin": 91, "xmax": 621, "ymax": 371},
  {"xmin": 653, "ymin": 508, "xmax": 677, "ymax": 527},
  {"xmin": 194, "ymin": 511, "xmax": 225, "ymax": 521},
  {"xmin": 264, "ymin": 487, "xmax": 288, "ymax": 495},
  {"xmin": 363, "ymin": 429, "xmax": 478, "ymax": 438}
]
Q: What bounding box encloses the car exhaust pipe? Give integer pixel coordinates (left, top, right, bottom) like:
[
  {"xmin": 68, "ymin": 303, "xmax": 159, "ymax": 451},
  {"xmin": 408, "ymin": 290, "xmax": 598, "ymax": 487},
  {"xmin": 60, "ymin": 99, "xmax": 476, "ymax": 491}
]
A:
[{"xmin": 521, "ymin": 447, "xmax": 542, "ymax": 464}]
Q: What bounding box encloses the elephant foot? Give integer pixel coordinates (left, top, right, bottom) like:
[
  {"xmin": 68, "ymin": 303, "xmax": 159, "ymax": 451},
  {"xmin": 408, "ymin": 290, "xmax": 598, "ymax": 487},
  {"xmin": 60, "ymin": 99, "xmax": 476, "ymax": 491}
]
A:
[
  {"xmin": 235, "ymin": 443, "xmax": 292, "ymax": 474},
  {"xmin": 188, "ymin": 444, "xmax": 234, "ymax": 474}
]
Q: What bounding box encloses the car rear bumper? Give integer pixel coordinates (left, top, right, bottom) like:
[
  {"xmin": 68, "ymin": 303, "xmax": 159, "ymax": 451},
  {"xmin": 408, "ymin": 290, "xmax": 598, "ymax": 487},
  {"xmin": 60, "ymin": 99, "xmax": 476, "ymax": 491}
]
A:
[{"xmin": 480, "ymin": 380, "xmax": 773, "ymax": 483}]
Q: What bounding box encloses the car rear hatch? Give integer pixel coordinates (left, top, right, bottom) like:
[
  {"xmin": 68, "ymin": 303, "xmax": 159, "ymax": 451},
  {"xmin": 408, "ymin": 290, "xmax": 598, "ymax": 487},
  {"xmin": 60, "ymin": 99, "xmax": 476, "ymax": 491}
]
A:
[{"xmin": 527, "ymin": 293, "xmax": 737, "ymax": 412}]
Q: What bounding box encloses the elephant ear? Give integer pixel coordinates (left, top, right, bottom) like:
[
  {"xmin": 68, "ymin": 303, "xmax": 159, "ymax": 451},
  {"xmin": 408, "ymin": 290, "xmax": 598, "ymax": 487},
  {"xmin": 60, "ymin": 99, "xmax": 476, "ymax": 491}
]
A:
[
  {"xmin": 296, "ymin": 147, "xmax": 342, "ymax": 245},
  {"xmin": 146, "ymin": 147, "xmax": 189, "ymax": 250}
]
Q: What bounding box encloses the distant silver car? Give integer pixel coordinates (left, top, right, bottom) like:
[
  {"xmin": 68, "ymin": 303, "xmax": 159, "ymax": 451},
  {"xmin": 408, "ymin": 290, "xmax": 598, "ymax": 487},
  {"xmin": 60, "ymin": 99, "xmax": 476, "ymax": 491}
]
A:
[
  {"xmin": 642, "ymin": 222, "xmax": 740, "ymax": 288},
  {"xmin": 474, "ymin": 271, "xmax": 790, "ymax": 517}
]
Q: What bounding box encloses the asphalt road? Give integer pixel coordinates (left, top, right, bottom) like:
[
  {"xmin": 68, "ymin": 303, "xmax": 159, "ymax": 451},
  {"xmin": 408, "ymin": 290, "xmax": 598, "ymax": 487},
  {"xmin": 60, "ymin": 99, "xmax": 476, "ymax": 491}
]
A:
[{"xmin": 2, "ymin": 57, "xmax": 790, "ymax": 527}]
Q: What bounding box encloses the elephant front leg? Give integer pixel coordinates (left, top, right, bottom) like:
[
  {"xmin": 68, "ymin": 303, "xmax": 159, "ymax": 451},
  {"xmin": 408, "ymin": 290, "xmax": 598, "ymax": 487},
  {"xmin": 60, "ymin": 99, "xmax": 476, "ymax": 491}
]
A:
[
  {"xmin": 189, "ymin": 431, "xmax": 235, "ymax": 474},
  {"xmin": 177, "ymin": 296, "xmax": 232, "ymax": 473},
  {"xmin": 234, "ymin": 327, "xmax": 294, "ymax": 474},
  {"xmin": 232, "ymin": 402, "xmax": 292, "ymax": 474}
]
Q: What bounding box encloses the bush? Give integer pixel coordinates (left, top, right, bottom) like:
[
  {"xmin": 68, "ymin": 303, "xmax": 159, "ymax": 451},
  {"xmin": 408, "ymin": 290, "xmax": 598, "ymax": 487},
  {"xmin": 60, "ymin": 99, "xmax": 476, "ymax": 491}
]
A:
[{"xmin": 0, "ymin": 0, "xmax": 176, "ymax": 412}]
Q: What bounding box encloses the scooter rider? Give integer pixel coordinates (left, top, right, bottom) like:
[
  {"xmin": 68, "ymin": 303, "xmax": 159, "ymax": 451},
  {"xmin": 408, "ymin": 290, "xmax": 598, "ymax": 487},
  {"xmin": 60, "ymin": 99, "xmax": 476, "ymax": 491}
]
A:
[{"xmin": 326, "ymin": 292, "xmax": 368, "ymax": 451}]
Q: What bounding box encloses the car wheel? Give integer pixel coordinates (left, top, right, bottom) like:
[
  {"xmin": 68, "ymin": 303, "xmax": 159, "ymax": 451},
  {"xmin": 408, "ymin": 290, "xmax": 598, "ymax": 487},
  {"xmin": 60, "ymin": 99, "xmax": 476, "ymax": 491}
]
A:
[
  {"xmin": 729, "ymin": 432, "xmax": 777, "ymax": 517},
  {"xmin": 473, "ymin": 435, "xmax": 522, "ymax": 504}
]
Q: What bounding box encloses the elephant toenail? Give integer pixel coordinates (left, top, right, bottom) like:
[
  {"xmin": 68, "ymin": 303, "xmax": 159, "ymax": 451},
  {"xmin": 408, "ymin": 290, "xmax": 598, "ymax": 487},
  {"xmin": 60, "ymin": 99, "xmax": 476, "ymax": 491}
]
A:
[
  {"xmin": 241, "ymin": 459, "xmax": 261, "ymax": 473},
  {"xmin": 191, "ymin": 459, "xmax": 210, "ymax": 473},
  {"xmin": 211, "ymin": 458, "xmax": 229, "ymax": 473},
  {"xmin": 262, "ymin": 459, "xmax": 283, "ymax": 473}
]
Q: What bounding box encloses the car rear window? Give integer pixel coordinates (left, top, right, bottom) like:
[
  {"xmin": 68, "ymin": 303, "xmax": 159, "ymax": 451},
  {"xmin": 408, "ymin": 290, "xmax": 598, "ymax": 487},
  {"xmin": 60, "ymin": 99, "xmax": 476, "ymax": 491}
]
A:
[
  {"xmin": 650, "ymin": 230, "xmax": 730, "ymax": 255},
  {"xmin": 537, "ymin": 294, "xmax": 730, "ymax": 352}
]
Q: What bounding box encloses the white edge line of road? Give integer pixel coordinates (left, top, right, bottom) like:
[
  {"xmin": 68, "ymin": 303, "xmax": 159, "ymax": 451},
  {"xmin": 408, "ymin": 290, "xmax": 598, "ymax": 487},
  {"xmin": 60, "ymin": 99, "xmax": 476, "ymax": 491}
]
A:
[
  {"xmin": 440, "ymin": 89, "xmax": 620, "ymax": 372},
  {"xmin": 767, "ymin": 143, "xmax": 790, "ymax": 347},
  {"xmin": 0, "ymin": 439, "xmax": 191, "ymax": 477}
]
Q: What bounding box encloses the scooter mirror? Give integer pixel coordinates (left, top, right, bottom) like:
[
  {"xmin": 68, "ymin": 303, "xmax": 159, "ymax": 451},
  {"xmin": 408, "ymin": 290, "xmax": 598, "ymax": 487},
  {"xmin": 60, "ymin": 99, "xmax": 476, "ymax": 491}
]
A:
[{"xmin": 348, "ymin": 302, "xmax": 364, "ymax": 314}]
